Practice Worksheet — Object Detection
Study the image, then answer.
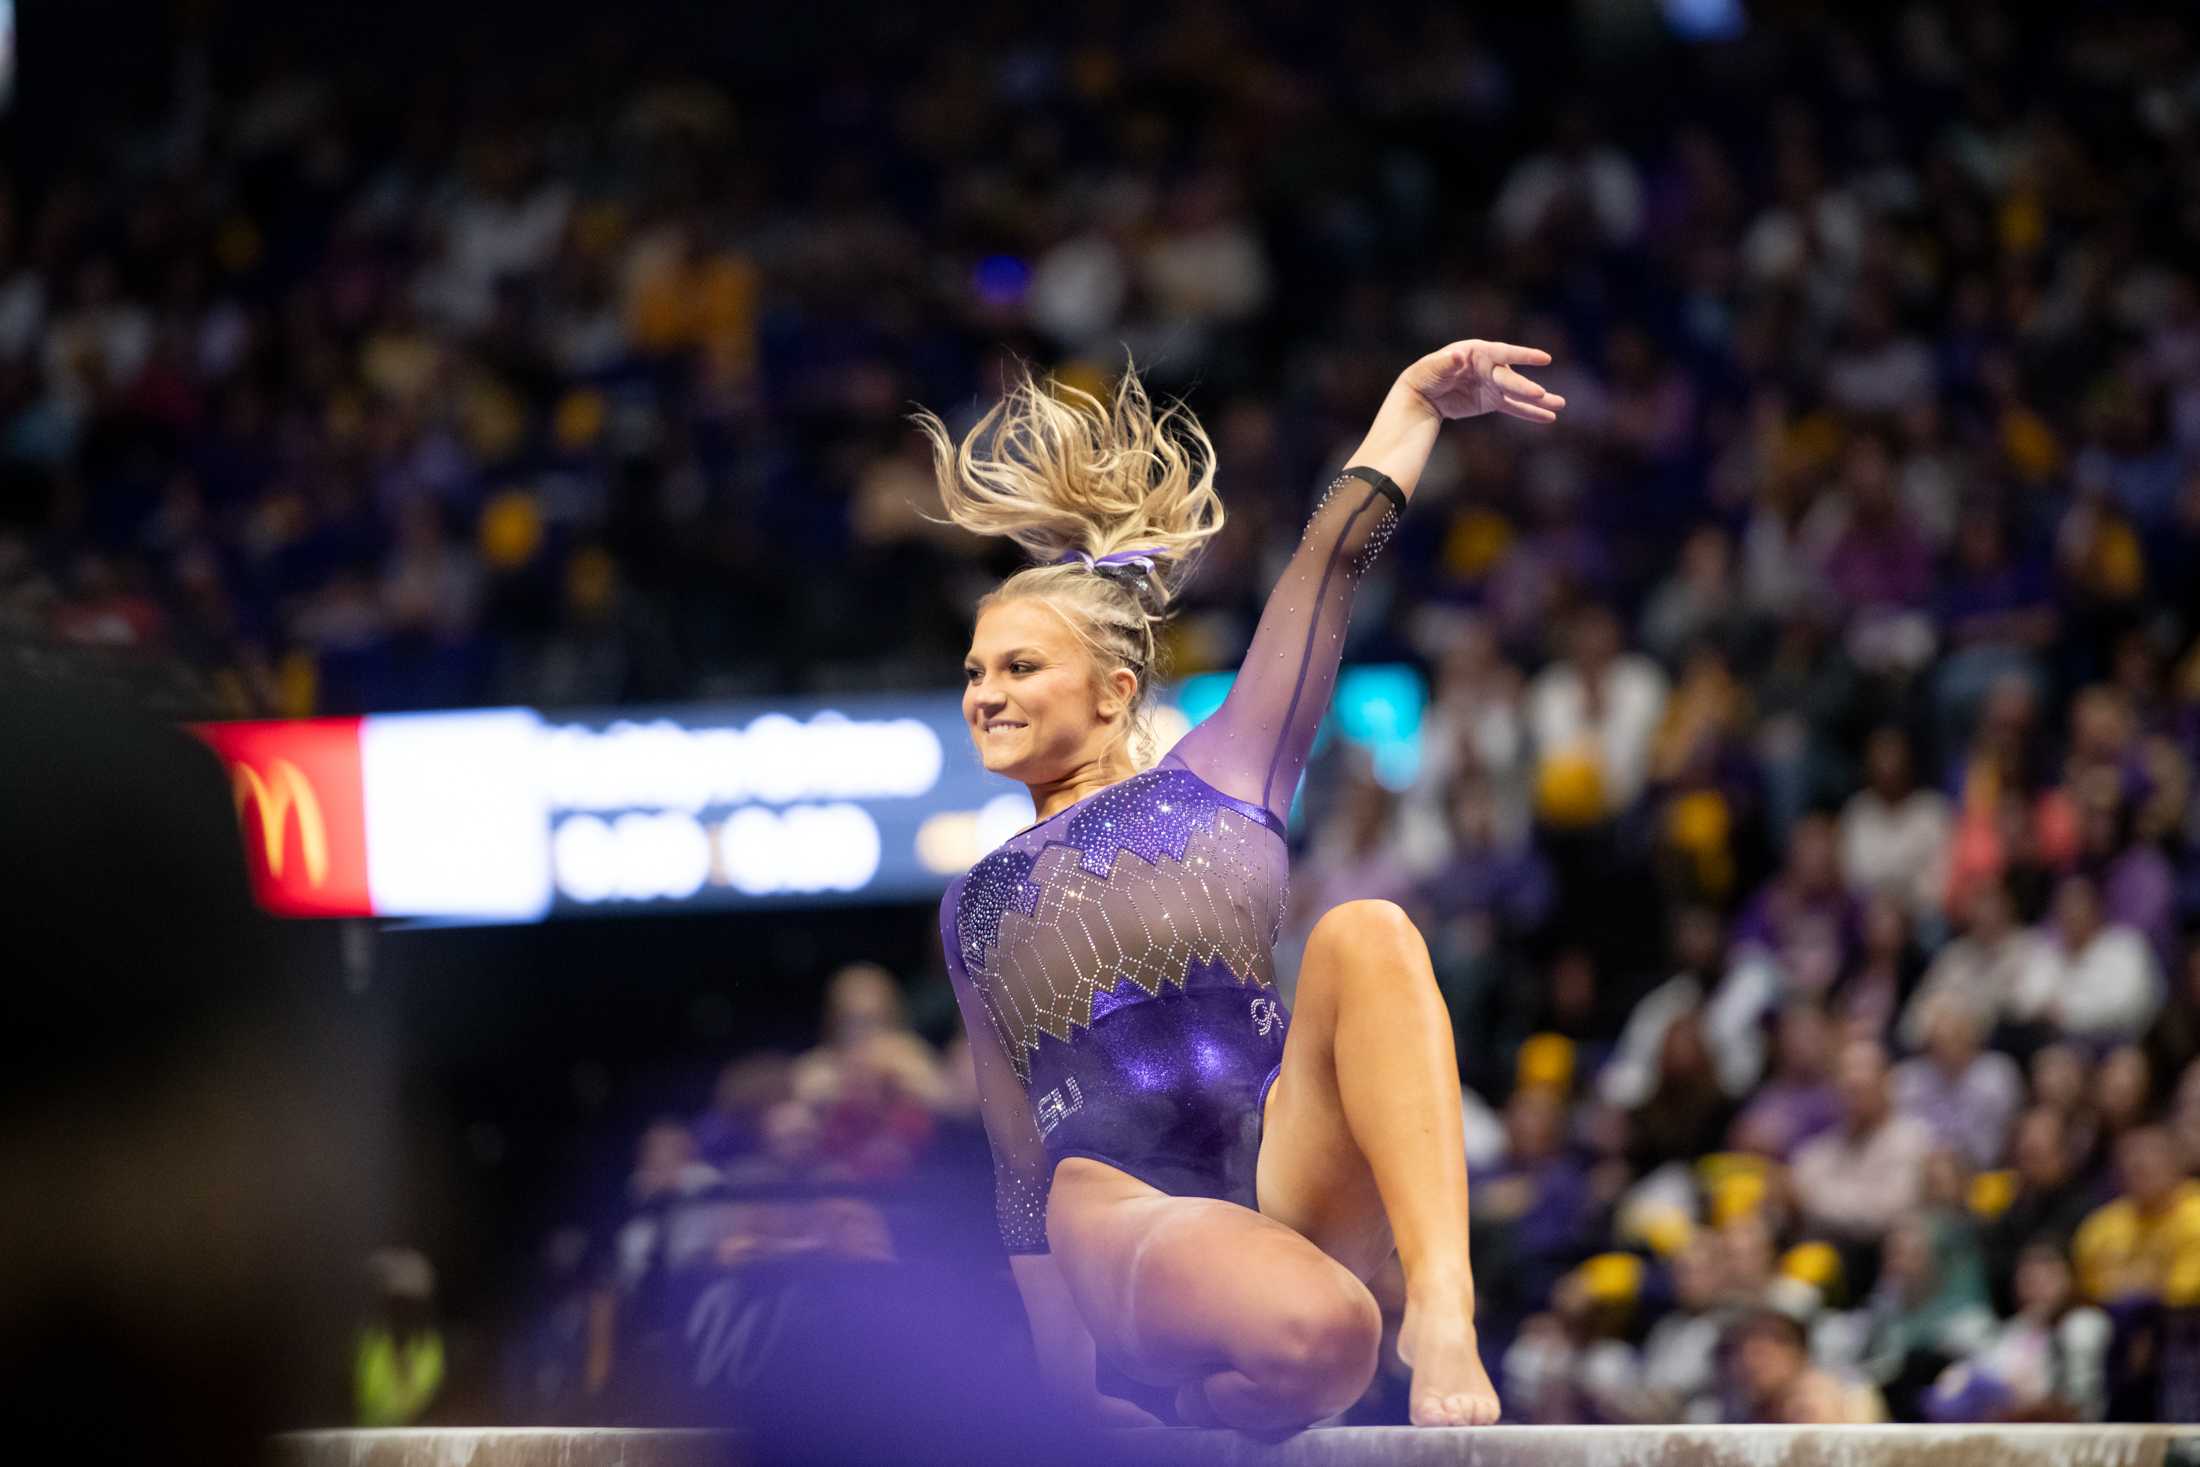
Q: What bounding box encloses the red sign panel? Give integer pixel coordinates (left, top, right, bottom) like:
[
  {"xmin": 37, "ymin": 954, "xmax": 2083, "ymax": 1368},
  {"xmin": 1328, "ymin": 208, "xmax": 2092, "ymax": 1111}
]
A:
[{"xmin": 193, "ymin": 718, "xmax": 373, "ymax": 917}]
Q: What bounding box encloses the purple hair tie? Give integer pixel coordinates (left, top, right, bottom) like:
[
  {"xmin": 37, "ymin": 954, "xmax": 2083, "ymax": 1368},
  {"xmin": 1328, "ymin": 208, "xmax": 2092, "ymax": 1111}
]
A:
[{"xmin": 1052, "ymin": 545, "xmax": 1168, "ymax": 576}]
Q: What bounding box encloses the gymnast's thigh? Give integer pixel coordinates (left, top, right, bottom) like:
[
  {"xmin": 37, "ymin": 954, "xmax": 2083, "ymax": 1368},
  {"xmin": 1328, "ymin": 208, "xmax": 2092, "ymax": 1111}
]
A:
[{"xmin": 1044, "ymin": 1154, "xmax": 1379, "ymax": 1388}]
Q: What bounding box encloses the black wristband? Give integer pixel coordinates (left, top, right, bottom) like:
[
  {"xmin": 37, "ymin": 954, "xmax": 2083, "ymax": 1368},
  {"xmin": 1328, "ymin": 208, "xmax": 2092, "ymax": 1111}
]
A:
[{"xmin": 1339, "ymin": 464, "xmax": 1407, "ymax": 516}]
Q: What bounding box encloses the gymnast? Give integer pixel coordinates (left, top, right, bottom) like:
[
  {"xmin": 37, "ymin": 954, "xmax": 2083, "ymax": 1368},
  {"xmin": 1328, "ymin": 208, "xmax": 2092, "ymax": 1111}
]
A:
[{"xmin": 919, "ymin": 339, "xmax": 1564, "ymax": 1432}]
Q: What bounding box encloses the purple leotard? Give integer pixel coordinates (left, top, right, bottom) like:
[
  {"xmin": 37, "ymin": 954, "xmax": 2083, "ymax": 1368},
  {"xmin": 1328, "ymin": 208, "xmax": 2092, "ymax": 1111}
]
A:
[{"xmin": 940, "ymin": 470, "xmax": 1404, "ymax": 1254}]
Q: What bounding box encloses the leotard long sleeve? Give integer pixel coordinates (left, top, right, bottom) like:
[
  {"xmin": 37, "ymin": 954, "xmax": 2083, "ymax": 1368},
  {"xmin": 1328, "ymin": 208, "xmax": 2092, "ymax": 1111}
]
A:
[{"xmin": 942, "ymin": 469, "xmax": 1404, "ymax": 1254}]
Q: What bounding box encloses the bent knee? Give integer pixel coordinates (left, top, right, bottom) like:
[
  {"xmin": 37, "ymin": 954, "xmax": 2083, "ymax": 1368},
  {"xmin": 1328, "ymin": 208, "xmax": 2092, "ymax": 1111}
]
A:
[
  {"xmin": 1252, "ymin": 1275, "xmax": 1381, "ymax": 1410},
  {"xmin": 1305, "ymin": 899, "xmax": 1425, "ymax": 976},
  {"xmin": 1311, "ymin": 901, "xmax": 1416, "ymax": 945}
]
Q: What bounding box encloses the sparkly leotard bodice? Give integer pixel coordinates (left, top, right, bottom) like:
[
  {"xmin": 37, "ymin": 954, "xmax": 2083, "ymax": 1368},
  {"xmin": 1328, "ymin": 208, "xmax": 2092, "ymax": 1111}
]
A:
[{"xmin": 940, "ymin": 470, "xmax": 1403, "ymax": 1253}]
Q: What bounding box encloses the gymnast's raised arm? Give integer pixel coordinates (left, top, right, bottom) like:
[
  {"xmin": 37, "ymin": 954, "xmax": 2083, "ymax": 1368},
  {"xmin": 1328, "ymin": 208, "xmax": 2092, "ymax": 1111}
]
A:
[{"xmin": 1167, "ymin": 340, "xmax": 1563, "ymax": 829}]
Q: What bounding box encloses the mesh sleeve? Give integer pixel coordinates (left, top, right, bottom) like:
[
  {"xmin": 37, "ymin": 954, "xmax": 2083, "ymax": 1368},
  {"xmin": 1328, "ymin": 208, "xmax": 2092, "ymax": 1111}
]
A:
[
  {"xmin": 940, "ymin": 884, "xmax": 1052, "ymax": 1255},
  {"xmin": 1169, "ymin": 468, "xmax": 1404, "ymax": 827}
]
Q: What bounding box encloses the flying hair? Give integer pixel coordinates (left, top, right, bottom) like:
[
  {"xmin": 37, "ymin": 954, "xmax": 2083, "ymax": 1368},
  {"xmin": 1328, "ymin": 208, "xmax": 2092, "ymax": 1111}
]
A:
[{"xmin": 912, "ymin": 356, "xmax": 1227, "ymax": 770}]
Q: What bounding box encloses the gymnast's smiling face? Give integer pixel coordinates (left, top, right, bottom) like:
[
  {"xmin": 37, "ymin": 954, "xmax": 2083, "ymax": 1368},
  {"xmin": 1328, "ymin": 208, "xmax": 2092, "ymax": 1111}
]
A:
[{"xmin": 962, "ymin": 597, "xmax": 1134, "ymax": 781}]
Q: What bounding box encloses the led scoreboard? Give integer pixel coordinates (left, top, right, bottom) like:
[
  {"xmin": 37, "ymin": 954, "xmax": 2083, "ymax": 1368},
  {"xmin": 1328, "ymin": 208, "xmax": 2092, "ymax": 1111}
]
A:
[{"xmin": 194, "ymin": 667, "xmax": 1424, "ymax": 922}]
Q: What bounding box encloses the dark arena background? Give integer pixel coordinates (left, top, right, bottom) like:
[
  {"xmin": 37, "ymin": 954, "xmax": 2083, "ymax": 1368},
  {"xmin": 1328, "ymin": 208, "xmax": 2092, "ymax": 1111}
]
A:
[{"xmin": 5, "ymin": 1, "xmax": 2200, "ymax": 1464}]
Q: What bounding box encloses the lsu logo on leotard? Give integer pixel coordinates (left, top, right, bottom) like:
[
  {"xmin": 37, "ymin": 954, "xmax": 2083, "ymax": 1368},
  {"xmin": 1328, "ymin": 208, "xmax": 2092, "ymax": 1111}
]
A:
[
  {"xmin": 1250, "ymin": 997, "xmax": 1281, "ymax": 1037},
  {"xmin": 1034, "ymin": 1075, "xmax": 1084, "ymax": 1138}
]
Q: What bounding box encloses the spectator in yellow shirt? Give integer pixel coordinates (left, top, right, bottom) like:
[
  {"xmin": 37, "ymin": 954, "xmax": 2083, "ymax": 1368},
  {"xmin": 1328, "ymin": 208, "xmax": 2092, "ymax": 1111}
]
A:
[{"xmin": 2072, "ymin": 1126, "xmax": 2200, "ymax": 1308}]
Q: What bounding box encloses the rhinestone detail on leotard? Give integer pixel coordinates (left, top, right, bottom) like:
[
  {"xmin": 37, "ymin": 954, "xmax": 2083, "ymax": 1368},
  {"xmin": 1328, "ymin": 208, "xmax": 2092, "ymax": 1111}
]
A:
[{"xmin": 952, "ymin": 762, "xmax": 1288, "ymax": 1085}]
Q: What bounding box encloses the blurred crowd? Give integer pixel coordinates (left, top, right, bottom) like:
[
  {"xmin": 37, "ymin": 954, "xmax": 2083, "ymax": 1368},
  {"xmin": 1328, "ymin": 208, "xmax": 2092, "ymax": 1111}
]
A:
[
  {"xmin": 14, "ymin": 0, "xmax": 2200, "ymax": 1431},
  {"xmin": 489, "ymin": 961, "xmax": 1012, "ymax": 1427}
]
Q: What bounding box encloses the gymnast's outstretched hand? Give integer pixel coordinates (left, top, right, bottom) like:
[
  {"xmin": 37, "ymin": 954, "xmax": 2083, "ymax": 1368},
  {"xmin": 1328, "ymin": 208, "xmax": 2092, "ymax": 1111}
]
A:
[{"xmin": 1399, "ymin": 339, "xmax": 1566, "ymax": 425}]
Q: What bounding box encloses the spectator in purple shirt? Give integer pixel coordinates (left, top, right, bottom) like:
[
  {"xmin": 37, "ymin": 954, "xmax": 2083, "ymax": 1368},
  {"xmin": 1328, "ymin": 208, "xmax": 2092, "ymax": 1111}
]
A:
[
  {"xmin": 690, "ymin": 1051, "xmax": 795, "ymax": 1167},
  {"xmin": 1892, "ymin": 990, "xmax": 2024, "ymax": 1169},
  {"xmin": 1929, "ymin": 506, "xmax": 2058, "ymax": 768},
  {"xmin": 1730, "ymin": 1001, "xmax": 1843, "ymax": 1161},
  {"xmin": 1418, "ymin": 771, "xmax": 1557, "ymax": 947},
  {"xmin": 2074, "ymin": 790, "xmax": 2178, "ymax": 969},
  {"xmin": 1935, "ymin": 508, "xmax": 2057, "ymax": 652},
  {"xmin": 1733, "ymin": 812, "xmax": 1861, "ymax": 999},
  {"xmin": 2073, "ymin": 380, "xmax": 2184, "ymax": 530},
  {"xmin": 1819, "ymin": 430, "xmax": 1933, "ymax": 612},
  {"xmin": 1476, "ymin": 1084, "xmax": 1603, "ymax": 1356}
]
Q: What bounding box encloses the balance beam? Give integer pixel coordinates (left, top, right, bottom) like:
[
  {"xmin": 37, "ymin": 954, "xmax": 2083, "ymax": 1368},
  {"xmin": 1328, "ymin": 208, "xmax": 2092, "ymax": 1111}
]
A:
[{"xmin": 276, "ymin": 1424, "xmax": 2199, "ymax": 1467}]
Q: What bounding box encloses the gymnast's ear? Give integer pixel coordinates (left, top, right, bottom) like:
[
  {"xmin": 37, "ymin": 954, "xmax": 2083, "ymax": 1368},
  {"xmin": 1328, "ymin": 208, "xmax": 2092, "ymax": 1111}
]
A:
[{"xmin": 1098, "ymin": 663, "xmax": 1138, "ymax": 719}]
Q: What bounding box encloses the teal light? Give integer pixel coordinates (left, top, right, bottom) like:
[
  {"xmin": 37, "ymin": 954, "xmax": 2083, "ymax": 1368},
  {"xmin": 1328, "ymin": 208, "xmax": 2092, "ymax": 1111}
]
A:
[
  {"xmin": 1166, "ymin": 663, "xmax": 1427, "ymax": 824},
  {"xmin": 1332, "ymin": 664, "xmax": 1425, "ymax": 790},
  {"xmin": 1174, "ymin": 670, "xmax": 1234, "ymax": 729}
]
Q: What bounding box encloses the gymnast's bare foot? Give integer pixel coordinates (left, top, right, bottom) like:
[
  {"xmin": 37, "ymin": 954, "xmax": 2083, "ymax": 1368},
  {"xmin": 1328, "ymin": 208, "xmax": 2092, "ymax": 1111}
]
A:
[{"xmin": 1398, "ymin": 1286, "xmax": 1500, "ymax": 1427}]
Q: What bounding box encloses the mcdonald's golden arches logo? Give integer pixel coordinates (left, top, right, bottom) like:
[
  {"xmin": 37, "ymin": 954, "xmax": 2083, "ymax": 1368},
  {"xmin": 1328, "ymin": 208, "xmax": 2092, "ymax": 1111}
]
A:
[
  {"xmin": 191, "ymin": 718, "xmax": 372, "ymax": 917},
  {"xmin": 232, "ymin": 758, "xmax": 330, "ymax": 886}
]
